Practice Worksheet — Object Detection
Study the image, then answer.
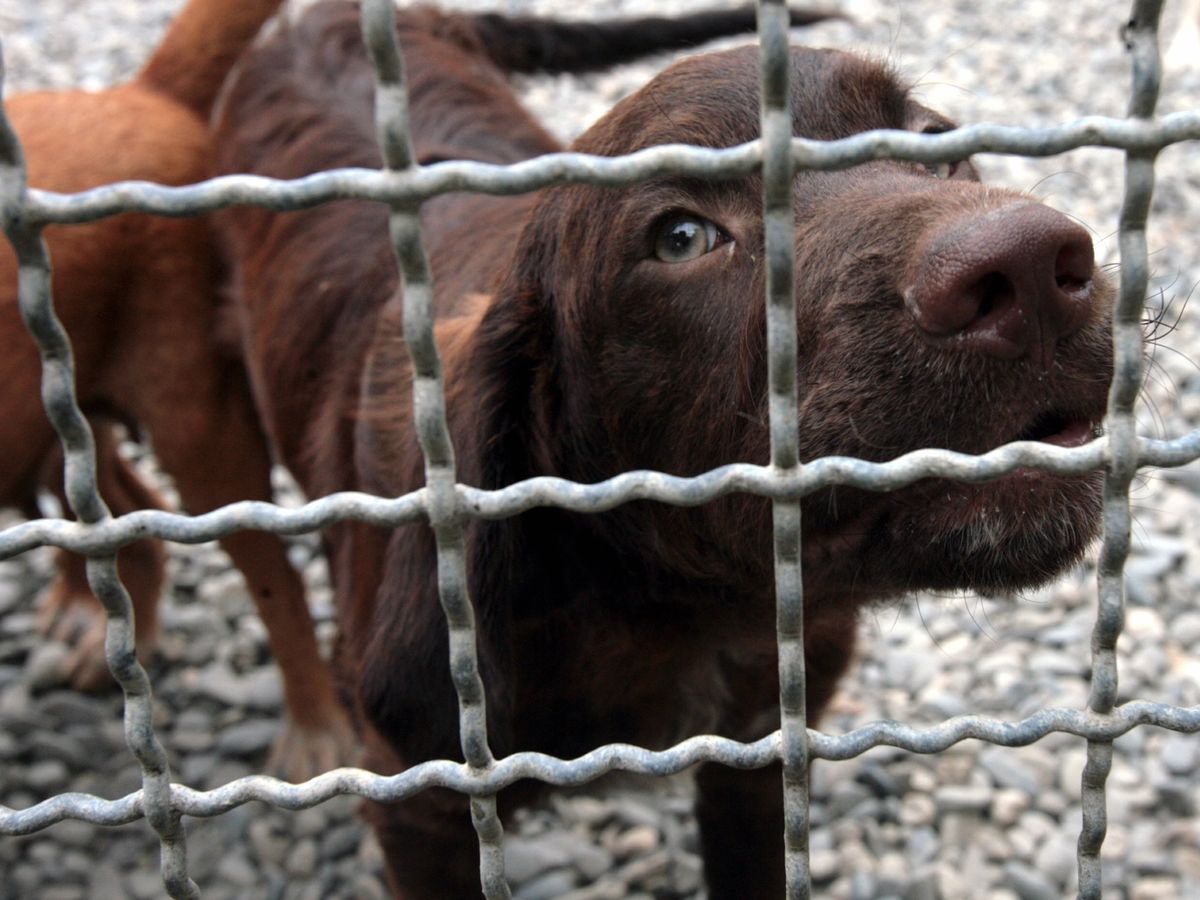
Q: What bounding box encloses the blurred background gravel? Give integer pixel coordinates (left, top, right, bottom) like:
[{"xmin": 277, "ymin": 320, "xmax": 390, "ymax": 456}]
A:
[{"xmin": 0, "ymin": 0, "xmax": 1198, "ymax": 897}]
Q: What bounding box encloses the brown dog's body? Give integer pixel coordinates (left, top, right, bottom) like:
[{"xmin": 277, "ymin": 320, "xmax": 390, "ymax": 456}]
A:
[
  {"xmin": 0, "ymin": 0, "xmax": 353, "ymax": 777},
  {"xmin": 217, "ymin": 3, "xmax": 1113, "ymax": 895}
]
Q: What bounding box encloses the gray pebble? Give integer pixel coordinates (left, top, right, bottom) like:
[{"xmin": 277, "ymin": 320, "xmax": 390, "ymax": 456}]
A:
[
  {"xmin": 24, "ymin": 641, "xmax": 71, "ymax": 691},
  {"xmin": 1033, "ymin": 833, "xmax": 1078, "ymax": 888},
  {"xmin": 608, "ymin": 824, "xmax": 658, "ymax": 861},
  {"xmin": 285, "ymin": 837, "xmax": 319, "ymax": 878},
  {"xmin": 1058, "ymin": 750, "xmax": 1087, "ymax": 802},
  {"xmin": 610, "ymin": 797, "xmax": 665, "ymax": 831},
  {"xmin": 1157, "ymin": 778, "xmax": 1197, "ymax": 816},
  {"xmin": 810, "ymin": 847, "xmax": 840, "ymax": 883},
  {"xmin": 850, "ymin": 868, "xmax": 878, "ymax": 900},
  {"xmin": 857, "ymin": 762, "xmax": 903, "ymax": 797},
  {"xmin": 616, "ymin": 848, "xmax": 671, "ymax": 885},
  {"xmin": 1160, "ymin": 733, "xmax": 1199, "ymax": 776},
  {"xmin": 87, "ymin": 862, "xmax": 125, "ymax": 898},
  {"xmin": 293, "ymin": 806, "xmax": 330, "ymax": 838},
  {"xmin": 171, "ymin": 719, "xmax": 216, "ymax": 754},
  {"xmin": 899, "ymin": 792, "xmax": 937, "ymax": 828},
  {"xmin": 1171, "ymin": 611, "xmax": 1200, "ymax": 647},
  {"xmin": 215, "ymin": 717, "xmax": 278, "ymax": 758},
  {"xmin": 203, "ymin": 759, "xmax": 253, "ymax": 791},
  {"xmin": 558, "ymin": 795, "xmax": 615, "ymax": 827},
  {"xmin": 1132, "ymin": 876, "xmax": 1184, "ymax": 899},
  {"xmin": 557, "ymin": 878, "xmax": 627, "ymax": 900},
  {"xmin": 49, "ymin": 819, "xmax": 95, "ymax": 849},
  {"xmin": 506, "ymin": 832, "xmax": 600, "ymax": 883},
  {"xmin": 991, "ymin": 788, "xmax": 1032, "ymax": 827},
  {"xmin": 36, "ymin": 689, "xmax": 107, "ymax": 724},
  {"xmin": 979, "ymin": 748, "xmax": 1043, "ymax": 796},
  {"xmin": 26, "ymin": 759, "xmax": 70, "ymax": 794},
  {"xmin": 127, "ymin": 870, "xmax": 168, "ymax": 900},
  {"xmin": 1001, "ymin": 860, "xmax": 1060, "ymax": 900},
  {"xmin": 179, "ymin": 752, "xmax": 217, "ymax": 787},
  {"xmin": 321, "ymin": 821, "xmax": 364, "ymax": 860},
  {"xmin": 249, "ymin": 818, "xmax": 291, "ymax": 867},
  {"xmin": 216, "ymin": 851, "xmax": 259, "ymax": 887},
  {"xmin": 902, "ymin": 866, "xmax": 939, "ymax": 900},
  {"xmin": 39, "ymin": 886, "xmax": 87, "ymax": 900},
  {"xmin": 27, "ymin": 730, "xmax": 93, "ymax": 769},
  {"xmin": 513, "ymin": 868, "xmax": 579, "ymax": 900},
  {"xmin": 934, "ymin": 784, "xmax": 992, "ymax": 814}
]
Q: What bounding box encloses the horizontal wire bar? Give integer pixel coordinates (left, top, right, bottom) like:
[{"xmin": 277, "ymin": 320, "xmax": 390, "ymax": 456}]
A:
[
  {"xmin": 2, "ymin": 701, "xmax": 1195, "ymax": 835},
  {"xmin": 0, "ymin": 432, "xmax": 1195, "ymax": 558},
  {"xmin": 22, "ymin": 113, "xmax": 1200, "ymax": 225}
]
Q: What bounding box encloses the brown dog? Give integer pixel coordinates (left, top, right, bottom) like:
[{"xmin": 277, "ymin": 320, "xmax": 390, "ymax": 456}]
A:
[
  {"xmin": 216, "ymin": 2, "xmax": 1113, "ymax": 895},
  {"xmin": 0, "ymin": 0, "xmax": 354, "ymax": 778}
]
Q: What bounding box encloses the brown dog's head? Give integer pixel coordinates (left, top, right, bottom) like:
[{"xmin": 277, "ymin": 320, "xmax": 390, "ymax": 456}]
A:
[
  {"xmin": 479, "ymin": 45, "xmax": 1112, "ymax": 605},
  {"xmin": 360, "ymin": 44, "xmax": 1114, "ymax": 765}
]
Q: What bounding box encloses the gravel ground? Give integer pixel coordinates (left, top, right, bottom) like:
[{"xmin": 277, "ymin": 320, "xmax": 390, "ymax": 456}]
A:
[{"xmin": 1, "ymin": 0, "xmax": 1199, "ymax": 898}]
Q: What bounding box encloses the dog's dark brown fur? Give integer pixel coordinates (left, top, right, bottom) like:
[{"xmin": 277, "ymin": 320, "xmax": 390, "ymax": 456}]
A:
[
  {"xmin": 216, "ymin": 3, "xmax": 1113, "ymax": 895},
  {"xmin": 0, "ymin": 0, "xmax": 354, "ymax": 777}
]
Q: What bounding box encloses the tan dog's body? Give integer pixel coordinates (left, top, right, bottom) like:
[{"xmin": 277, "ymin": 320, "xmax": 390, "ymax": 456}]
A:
[{"xmin": 0, "ymin": 0, "xmax": 353, "ymax": 777}]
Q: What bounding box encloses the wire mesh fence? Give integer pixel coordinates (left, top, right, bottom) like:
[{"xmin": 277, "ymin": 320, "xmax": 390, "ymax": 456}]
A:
[{"xmin": 0, "ymin": 0, "xmax": 1199, "ymax": 898}]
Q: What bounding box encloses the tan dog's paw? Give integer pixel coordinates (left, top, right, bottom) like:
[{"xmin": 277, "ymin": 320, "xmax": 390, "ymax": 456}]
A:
[
  {"xmin": 267, "ymin": 707, "xmax": 360, "ymax": 783},
  {"xmin": 36, "ymin": 578, "xmax": 103, "ymax": 646},
  {"xmin": 36, "ymin": 579, "xmax": 157, "ymax": 692}
]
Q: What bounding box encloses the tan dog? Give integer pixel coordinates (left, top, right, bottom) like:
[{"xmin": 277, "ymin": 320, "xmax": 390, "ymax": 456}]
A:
[{"xmin": 0, "ymin": 0, "xmax": 354, "ymax": 778}]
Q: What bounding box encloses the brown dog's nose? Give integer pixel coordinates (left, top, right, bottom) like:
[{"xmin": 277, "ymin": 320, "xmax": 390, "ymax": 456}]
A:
[{"xmin": 904, "ymin": 203, "xmax": 1097, "ymax": 365}]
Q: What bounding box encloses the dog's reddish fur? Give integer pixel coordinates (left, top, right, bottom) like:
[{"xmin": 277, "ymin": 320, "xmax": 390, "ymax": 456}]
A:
[
  {"xmin": 216, "ymin": 3, "xmax": 1114, "ymax": 895},
  {"xmin": 0, "ymin": 0, "xmax": 354, "ymax": 777}
]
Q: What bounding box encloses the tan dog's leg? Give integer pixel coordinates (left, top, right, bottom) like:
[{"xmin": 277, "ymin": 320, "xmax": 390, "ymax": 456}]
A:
[
  {"xmin": 143, "ymin": 373, "xmax": 356, "ymax": 779},
  {"xmin": 37, "ymin": 422, "xmax": 167, "ymax": 690}
]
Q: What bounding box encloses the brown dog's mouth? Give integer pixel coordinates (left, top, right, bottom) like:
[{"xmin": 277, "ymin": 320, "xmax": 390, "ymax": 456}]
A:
[{"xmin": 1011, "ymin": 410, "xmax": 1102, "ymax": 448}]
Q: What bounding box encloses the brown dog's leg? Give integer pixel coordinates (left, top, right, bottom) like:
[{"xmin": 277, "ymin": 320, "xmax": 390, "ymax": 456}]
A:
[
  {"xmin": 366, "ymin": 791, "xmax": 484, "ymax": 899},
  {"xmin": 38, "ymin": 422, "xmax": 167, "ymax": 690},
  {"xmin": 694, "ymin": 761, "xmax": 786, "ymax": 899}
]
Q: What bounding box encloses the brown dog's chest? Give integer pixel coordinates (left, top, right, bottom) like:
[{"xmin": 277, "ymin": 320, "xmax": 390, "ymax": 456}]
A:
[{"xmin": 507, "ymin": 599, "xmax": 781, "ymax": 756}]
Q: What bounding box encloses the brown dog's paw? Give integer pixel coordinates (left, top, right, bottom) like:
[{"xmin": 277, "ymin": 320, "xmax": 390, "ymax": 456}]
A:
[{"xmin": 266, "ymin": 708, "xmax": 360, "ymax": 783}]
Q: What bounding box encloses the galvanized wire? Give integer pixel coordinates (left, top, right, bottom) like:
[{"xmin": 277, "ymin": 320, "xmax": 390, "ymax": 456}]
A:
[
  {"xmin": 0, "ymin": 1, "xmax": 1197, "ymax": 897},
  {"xmin": 0, "ymin": 40, "xmax": 199, "ymax": 900},
  {"xmin": 755, "ymin": 1, "xmax": 810, "ymax": 895},
  {"xmin": 1079, "ymin": 2, "xmax": 1166, "ymax": 896},
  {"xmin": 18, "ymin": 113, "xmax": 1200, "ymax": 225},
  {"xmin": 358, "ymin": 0, "xmax": 510, "ymax": 894}
]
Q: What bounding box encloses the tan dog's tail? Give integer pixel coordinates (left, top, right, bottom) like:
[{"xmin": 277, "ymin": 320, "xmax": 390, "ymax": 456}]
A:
[
  {"xmin": 433, "ymin": 5, "xmax": 845, "ymax": 75},
  {"xmin": 137, "ymin": 0, "xmax": 284, "ymax": 118}
]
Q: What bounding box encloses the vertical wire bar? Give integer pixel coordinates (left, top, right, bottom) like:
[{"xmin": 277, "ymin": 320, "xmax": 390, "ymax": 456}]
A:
[
  {"xmin": 1078, "ymin": 2, "xmax": 1163, "ymax": 896},
  {"xmin": 757, "ymin": 2, "xmax": 809, "ymax": 896},
  {"xmin": 357, "ymin": 3, "xmax": 510, "ymax": 897},
  {"xmin": 0, "ymin": 42, "xmax": 198, "ymax": 900}
]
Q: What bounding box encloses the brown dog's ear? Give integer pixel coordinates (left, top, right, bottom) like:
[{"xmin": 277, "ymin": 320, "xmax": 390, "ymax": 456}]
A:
[{"xmin": 355, "ymin": 211, "xmax": 563, "ymax": 766}]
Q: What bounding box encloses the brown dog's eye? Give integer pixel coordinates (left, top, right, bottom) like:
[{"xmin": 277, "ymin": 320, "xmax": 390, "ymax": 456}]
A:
[
  {"xmin": 653, "ymin": 215, "xmax": 723, "ymax": 262},
  {"xmin": 923, "ymin": 160, "xmax": 958, "ymax": 179}
]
